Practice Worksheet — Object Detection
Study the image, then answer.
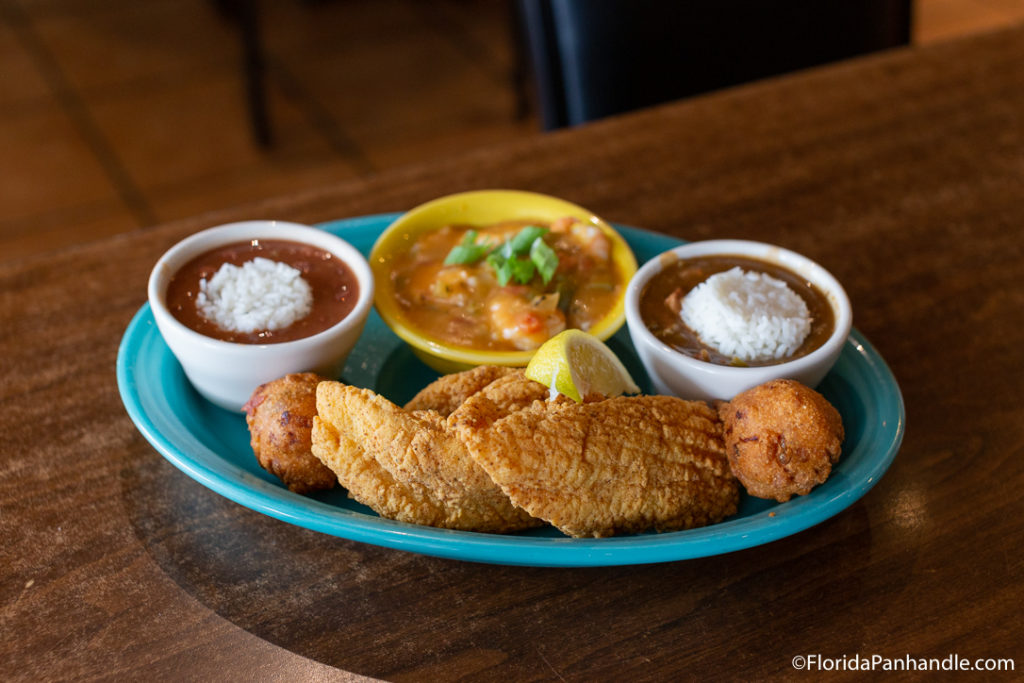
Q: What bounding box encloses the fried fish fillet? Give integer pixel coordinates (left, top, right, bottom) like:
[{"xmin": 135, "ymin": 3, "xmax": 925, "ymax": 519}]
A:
[
  {"xmin": 311, "ymin": 379, "xmax": 540, "ymax": 533},
  {"xmin": 451, "ymin": 373, "xmax": 739, "ymax": 538},
  {"xmin": 403, "ymin": 364, "xmax": 519, "ymax": 416}
]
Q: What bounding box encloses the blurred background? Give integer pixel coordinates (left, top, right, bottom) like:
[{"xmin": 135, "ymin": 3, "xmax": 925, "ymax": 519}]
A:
[{"xmin": 2, "ymin": 0, "xmax": 1023, "ymax": 262}]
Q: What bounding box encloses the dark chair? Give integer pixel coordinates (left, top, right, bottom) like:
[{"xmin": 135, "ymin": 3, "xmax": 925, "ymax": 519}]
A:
[
  {"xmin": 215, "ymin": 0, "xmax": 272, "ymax": 147},
  {"xmin": 516, "ymin": 0, "xmax": 912, "ymax": 129}
]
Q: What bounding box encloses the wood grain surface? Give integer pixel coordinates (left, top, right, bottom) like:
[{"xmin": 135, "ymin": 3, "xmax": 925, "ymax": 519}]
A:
[{"xmin": 2, "ymin": 26, "xmax": 1023, "ymax": 681}]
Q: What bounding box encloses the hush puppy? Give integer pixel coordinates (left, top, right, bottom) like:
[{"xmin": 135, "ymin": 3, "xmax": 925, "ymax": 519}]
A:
[
  {"xmin": 244, "ymin": 372, "xmax": 337, "ymax": 494},
  {"xmin": 719, "ymin": 379, "xmax": 843, "ymax": 502}
]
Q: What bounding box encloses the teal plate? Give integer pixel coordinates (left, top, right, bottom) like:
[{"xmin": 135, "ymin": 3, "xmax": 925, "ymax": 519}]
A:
[{"xmin": 117, "ymin": 214, "xmax": 905, "ymax": 567}]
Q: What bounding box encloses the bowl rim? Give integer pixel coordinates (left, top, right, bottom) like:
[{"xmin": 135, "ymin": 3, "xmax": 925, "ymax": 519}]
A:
[
  {"xmin": 368, "ymin": 189, "xmax": 637, "ymax": 364},
  {"xmin": 624, "ymin": 238, "xmax": 853, "ymax": 377},
  {"xmin": 147, "ymin": 220, "xmax": 375, "ymax": 353}
]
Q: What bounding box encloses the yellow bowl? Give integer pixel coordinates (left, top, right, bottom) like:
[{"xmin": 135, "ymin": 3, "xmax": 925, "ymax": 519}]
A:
[{"xmin": 370, "ymin": 189, "xmax": 638, "ymax": 373}]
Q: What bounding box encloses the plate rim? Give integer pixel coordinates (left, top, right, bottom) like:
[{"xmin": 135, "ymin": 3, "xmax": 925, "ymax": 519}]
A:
[{"xmin": 117, "ymin": 214, "xmax": 906, "ymax": 567}]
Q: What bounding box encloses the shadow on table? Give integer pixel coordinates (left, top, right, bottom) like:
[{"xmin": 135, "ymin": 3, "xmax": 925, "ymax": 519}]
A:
[{"xmin": 120, "ymin": 449, "xmax": 911, "ymax": 679}]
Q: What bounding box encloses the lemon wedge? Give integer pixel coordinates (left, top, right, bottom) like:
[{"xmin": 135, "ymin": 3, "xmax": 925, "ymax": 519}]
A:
[{"xmin": 525, "ymin": 329, "xmax": 640, "ymax": 403}]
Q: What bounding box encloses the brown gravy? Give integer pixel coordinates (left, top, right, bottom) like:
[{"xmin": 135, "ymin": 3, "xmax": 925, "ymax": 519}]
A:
[
  {"xmin": 166, "ymin": 239, "xmax": 359, "ymax": 344},
  {"xmin": 639, "ymin": 255, "xmax": 834, "ymax": 366}
]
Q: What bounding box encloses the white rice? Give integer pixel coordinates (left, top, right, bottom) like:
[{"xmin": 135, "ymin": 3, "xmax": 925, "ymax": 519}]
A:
[
  {"xmin": 681, "ymin": 266, "xmax": 810, "ymax": 362},
  {"xmin": 196, "ymin": 257, "xmax": 312, "ymax": 333}
]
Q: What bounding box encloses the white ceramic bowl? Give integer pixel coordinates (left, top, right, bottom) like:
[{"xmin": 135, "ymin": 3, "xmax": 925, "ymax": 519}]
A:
[
  {"xmin": 625, "ymin": 239, "xmax": 852, "ymax": 401},
  {"xmin": 148, "ymin": 220, "xmax": 374, "ymax": 411}
]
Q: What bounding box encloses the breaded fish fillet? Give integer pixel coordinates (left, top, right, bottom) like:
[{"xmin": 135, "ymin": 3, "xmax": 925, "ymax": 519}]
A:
[
  {"xmin": 403, "ymin": 365, "xmax": 519, "ymax": 416},
  {"xmin": 451, "ymin": 374, "xmax": 740, "ymax": 538},
  {"xmin": 450, "ymin": 368, "xmax": 555, "ymax": 418},
  {"xmin": 312, "ymin": 380, "xmax": 540, "ymax": 533},
  {"xmin": 311, "ymin": 390, "xmax": 450, "ymax": 527}
]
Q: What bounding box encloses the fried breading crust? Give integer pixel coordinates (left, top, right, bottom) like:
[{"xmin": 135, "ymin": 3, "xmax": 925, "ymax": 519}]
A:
[
  {"xmin": 403, "ymin": 365, "xmax": 520, "ymax": 416},
  {"xmin": 243, "ymin": 372, "xmax": 337, "ymax": 494},
  {"xmin": 451, "ymin": 373, "xmax": 740, "ymax": 538},
  {"xmin": 312, "ymin": 381, "xmax": 541, "ymax": 532},
  {"xmin": 261, "ymin": 366, "xmax": 841, "ymax": 536},
  {"xmin": 311, "ymin": 391, "xmax": 450, "ymax": 526},
  {"xmin": 719, "ymin": 379, "xmax": 844, "ymax": 502}
]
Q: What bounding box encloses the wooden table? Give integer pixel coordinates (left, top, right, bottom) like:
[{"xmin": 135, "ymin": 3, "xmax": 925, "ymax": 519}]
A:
[{"xmin": 3, "ymin": 25, "xmax": 1022, "ymax": 681}]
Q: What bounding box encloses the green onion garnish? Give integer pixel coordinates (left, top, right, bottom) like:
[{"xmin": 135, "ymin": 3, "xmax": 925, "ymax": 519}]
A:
[{"xmin": 444, "ymin": 225, "xmax": 559, "ymax": 286}]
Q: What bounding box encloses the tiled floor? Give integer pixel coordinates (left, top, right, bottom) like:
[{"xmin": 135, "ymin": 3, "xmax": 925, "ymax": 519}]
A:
[{"xmin": 2, "ymin": 0, "xmax": 1023, "ymax": 263}]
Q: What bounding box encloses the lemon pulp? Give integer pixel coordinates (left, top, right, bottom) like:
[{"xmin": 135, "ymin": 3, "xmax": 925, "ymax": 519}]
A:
[{"xmin": 525, "ymin": 329, "xmax": 639, "ymax": 402}]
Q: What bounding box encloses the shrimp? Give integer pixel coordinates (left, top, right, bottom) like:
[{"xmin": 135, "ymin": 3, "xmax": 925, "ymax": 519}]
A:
[
  {"xmin": 431, "ymin": 266, "xmax": 477, "ymax": 304},
  {"xmin": 402, "ymin": 263, "xmax": 479, "ymax": 307},
  {"xmin": 550, "ymin": 217, "xmax": 611, "ymax": 262},
  {"xmin": 487, "ymin": 290, "xmax": 566, "ymax": 350},
  {"xmin": 571, "ymin": 223, "xmax": 611, "ymax": 261}
]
